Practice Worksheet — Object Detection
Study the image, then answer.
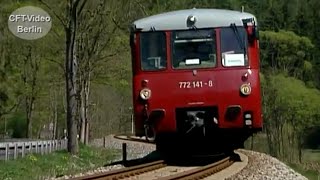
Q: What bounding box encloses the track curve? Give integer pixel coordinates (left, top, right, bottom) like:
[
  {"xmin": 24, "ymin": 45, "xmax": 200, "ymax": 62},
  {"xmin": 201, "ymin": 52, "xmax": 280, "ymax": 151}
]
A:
[{"xmin": 69, "ymin": 156, "xmax": 235, "ymax": 180}]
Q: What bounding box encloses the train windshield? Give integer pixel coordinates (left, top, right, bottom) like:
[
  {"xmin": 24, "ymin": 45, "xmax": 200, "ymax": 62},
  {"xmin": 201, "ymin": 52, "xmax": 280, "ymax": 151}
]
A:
[
  {"xmin": 172, "ymin": 30, "xmax": 216, "ymax": 69},
  {"xmin": 140, "ymin": 32, "xmax": 167, "ymax": 71},
  {"xmin": 220, "ymin": 27, "xmax": 248, "ymax": 67}
]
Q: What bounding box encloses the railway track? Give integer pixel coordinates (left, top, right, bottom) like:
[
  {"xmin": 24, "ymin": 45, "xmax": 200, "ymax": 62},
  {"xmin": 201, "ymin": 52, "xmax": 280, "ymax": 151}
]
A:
[
  {"xmin": 69, "ymin": 156, "xmax": 234, "ymax": 180},
  {"xmin": 159, "ymin": 156, "xmax": 234, "ymax": 180},
  {"xmin": 113, "ymin": 134, "xmax": 154, "ymax": 144},
  {"xmin": 71, "ymin": 134, "xmax": 237, "ymax": 179}
]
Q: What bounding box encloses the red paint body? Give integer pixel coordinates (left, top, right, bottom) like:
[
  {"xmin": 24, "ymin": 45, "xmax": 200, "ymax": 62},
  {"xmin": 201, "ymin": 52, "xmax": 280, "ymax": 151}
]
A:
[{"xmin": 131, "ymin": 28, "xmax": 262, "ymax": 141}]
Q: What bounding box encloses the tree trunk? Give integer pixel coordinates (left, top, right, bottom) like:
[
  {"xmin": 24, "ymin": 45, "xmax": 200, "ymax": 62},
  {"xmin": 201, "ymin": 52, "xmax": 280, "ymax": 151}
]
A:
[
  {"xmin": 85, "ymin": 121, "xmax": 89, "ymax": 144},
  {"xmin": 84, "ymin": 69, "xmax": 90, "ymax": 144},
  {"xmin": 26, "ymin": 99, "xmax": 35, "ymax": 139},
  {"xmin": 65, "ymin": 1, "xmax": 79, "ymax": 154},
  {"xmin": 298, "ymin": 134, "xmax": 303, "ymax": 163},
  {"xmin": 79, "ymin": 81, "xmax": 86, "ymax": 143},
  {"xmin": 23, "ymin": 46, "xmax": 38, "ymax": 139},
  {"xmin": 53, "ymin": 89, "xmax": 58, "ymax": 139}
]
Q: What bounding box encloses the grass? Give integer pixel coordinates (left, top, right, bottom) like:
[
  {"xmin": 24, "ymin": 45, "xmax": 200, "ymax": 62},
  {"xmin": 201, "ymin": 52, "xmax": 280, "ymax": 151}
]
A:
[
  {"xmin": 288, "ymin": 162, "xmax": 320, "ymax": 180},
  {"xmin": 0, "ymin": 144, "xmax": 121, "ymax": 180},
  {"xmin": 303, "ymin": 149, "xmax": 320, "ymax": 162},
  {"xmin": 290, "ymin": 149, "xmax": 320, "ymax": 180}
]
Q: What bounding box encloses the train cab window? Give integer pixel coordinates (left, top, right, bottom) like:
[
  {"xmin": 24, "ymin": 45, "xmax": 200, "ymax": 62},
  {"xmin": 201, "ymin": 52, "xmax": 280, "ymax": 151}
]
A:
[
  {"xmin": 220, "ymin": 27, "xmax": 248, "ymax": 67},
  {"xmin": 140, "ymin": 32, "xmax": 167, "ymax": 71},
  {"xmin": 172, "ymin": 30, "xmax": 216, "ymax": 69}
]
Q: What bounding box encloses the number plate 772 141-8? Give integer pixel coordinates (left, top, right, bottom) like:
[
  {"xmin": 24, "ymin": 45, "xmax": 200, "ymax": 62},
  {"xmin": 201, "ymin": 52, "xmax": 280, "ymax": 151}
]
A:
[{"xmin": 179, "ymin": 80, "xmax": 213, "ymax": 88}]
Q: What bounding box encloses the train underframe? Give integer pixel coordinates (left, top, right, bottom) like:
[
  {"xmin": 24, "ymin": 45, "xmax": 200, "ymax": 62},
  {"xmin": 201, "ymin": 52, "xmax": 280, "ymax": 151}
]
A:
[
  {"xmin": 145, "ymin": 106, "xmax": 261, "ymax": 155},
  {"xmin": 155, "ymin": 129, "xmax": 258, "ymax": 155}
]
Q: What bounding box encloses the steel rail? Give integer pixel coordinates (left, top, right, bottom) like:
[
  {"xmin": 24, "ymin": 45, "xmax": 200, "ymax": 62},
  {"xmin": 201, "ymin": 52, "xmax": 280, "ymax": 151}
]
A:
[
  {"xmin": 113, "ymin": 134, "xmax": 154, "ymax": 144},
  {"xmin": 158, "ymin": 156, "xmax": 234, "ymax": 180},
  {"xmin": 70, "ymin": 160, "xmax": 166, "ymax": 180}
]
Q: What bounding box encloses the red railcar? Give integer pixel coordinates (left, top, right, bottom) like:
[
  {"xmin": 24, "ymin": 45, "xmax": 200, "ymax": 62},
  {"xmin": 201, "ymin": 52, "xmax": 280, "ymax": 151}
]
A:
[{"xmin": 130, "ymin": 8, "xmax": 262, "ymax": 153}]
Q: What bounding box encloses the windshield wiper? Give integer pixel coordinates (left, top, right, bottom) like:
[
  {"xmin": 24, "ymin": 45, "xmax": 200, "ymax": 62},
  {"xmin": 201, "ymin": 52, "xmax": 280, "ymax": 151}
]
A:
[{"xmin": 230, "ymin": 23, "xmax": 246, "ymax": 56}]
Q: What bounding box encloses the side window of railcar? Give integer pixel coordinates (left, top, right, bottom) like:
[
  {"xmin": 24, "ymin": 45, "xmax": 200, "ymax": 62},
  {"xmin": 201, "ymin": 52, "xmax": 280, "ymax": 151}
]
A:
[
  {"xmin": 220, "ymin": 27, "xmax": 248, "ymax": 67},
  {"xmin": 172, "ymin": 29, "xmax": 216, "ymax": 69},
  {"xmin": 140, "ymin": 32, "xmax": 166, "ymax": 71}
]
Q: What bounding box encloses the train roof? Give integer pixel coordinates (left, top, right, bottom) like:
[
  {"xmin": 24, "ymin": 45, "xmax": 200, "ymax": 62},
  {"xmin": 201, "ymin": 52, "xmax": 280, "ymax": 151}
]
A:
[{"xmin": 131, "ymin": 8, "xmax": 257, "ymax": 32}]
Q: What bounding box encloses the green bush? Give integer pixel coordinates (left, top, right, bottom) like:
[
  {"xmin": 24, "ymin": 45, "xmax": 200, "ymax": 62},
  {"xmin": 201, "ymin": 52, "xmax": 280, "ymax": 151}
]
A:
[{"xmin": 7, "ymin": 113, "xmax": 27, "ymax": 138}]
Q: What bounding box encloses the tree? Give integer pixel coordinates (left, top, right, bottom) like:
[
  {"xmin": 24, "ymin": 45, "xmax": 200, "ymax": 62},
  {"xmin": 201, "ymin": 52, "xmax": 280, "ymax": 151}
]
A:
[
  {"xmin": 76, "ymin": 0, "xmax": 112, "ymax": 144},
  {"xmin": 260, "ymin": 30, "xmax": 314, "ymax": 81},
  {"xmin": 261, "ymin": 73, "xmax": 320, "ymax": 162},
  {"xmin": 40, "ymin": 0, "xmax": 88, "ymax": 154},
  {"xmin": 20, "ymin": 45, "xmax": 40, "ymax": 139},
  {"xmin": 0, "ymin": 10, "xmax": 23, "ymax": 133}
]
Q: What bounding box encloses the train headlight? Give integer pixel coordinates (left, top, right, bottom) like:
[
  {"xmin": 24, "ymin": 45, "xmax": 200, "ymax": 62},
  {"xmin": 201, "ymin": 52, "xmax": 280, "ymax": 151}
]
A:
[
  {"xmin": 240, "ymin": 83, "xmax": 251, "ymax": 96},
  {"xmin": 189, "ymin": 15, "xmax": 196, "ymax": 22},
  {"xmin": 244, "ymin": 112, "xmax": 253, "ymax": 126},
  {"xmin": 140, "ymin": 88, "xmax": 151, "ymax": 100},
  {"xmin": 187, "ymin": 15, "xmax": 197, "ymax": 26}
]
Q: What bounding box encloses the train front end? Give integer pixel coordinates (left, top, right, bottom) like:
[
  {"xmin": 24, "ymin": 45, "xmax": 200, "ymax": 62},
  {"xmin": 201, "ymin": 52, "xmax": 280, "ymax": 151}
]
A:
[{"xmin": 130, "ymin": 9, "xmax": 262, "ymax": 152}]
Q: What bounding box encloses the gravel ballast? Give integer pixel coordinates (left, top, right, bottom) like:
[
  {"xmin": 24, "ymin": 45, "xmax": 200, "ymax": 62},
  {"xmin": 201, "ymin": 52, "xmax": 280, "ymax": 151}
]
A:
[{"xmin": 226, "ymin": 149, "xmax": 309, "ymax": 180}]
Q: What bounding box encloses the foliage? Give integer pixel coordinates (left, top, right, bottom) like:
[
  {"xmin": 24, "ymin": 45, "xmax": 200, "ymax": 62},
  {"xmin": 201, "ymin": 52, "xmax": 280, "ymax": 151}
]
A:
[
  {"xmin": 261, "ymin": 73, "xmax": 320, "ymax": 161},
  {"xmin": 7, "ymin": 113, "xmax": 27, "ymax": 138},
  {"xmin": 260, "ymin": 30, "xmax": 314, "ymax": 81}
]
